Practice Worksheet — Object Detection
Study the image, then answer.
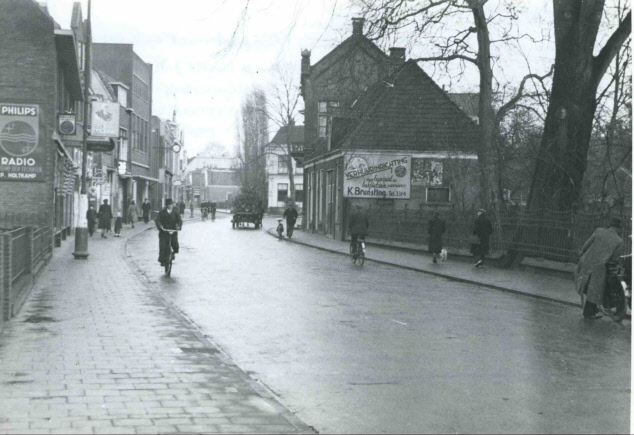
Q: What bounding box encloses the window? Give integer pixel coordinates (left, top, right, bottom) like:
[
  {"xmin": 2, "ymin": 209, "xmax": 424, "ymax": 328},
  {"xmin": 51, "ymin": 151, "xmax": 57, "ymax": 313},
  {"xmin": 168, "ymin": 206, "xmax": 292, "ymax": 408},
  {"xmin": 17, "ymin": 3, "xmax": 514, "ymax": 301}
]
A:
[
  {"xmin": 119, "ymin": 128, "xmax": 128, "ymax": 161},
  {"xmin": 426, "ymin": 187, "xmax": 451, "ymax": 203},
  {"xmin": 277, "ymin": 183, "xmax": 289, "ymax": 203},
  {"xmin": 318, "ymin": 101, "xmax": 339, "ymax": 138},
  {"xmin": 278, "ymin": 160, "xmax": 288, "ymax": 174},
  {"xmin": 296, "ymin": 184, "xmax": 304, "ymax": 203}
]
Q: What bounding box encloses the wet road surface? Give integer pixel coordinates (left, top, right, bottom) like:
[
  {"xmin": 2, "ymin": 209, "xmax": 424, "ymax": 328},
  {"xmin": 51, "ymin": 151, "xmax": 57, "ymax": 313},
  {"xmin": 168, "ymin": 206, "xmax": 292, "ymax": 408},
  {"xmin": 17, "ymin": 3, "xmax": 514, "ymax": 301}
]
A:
[{"xmin": 129, "ymin": 215, "xmax": 631, "ymax": 434}]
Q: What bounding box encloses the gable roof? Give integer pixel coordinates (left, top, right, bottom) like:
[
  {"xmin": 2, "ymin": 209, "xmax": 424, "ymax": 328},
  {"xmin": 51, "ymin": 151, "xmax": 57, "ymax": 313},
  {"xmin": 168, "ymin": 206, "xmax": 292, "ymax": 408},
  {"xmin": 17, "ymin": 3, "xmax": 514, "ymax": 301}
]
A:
[
  {"xmin": 310, "ymin": 34, "xmax": 388, "ymax": 80},
  {"xmin": 448, "ymin": 93, "xmax": 479, "ymax": 118},
  {"xmin": 270, "ymin": 125, "xmax": 305, "ymax": 145},
  {"xmin": 332, "ymin": 60, "xmax": 482, "ymax": 153}
]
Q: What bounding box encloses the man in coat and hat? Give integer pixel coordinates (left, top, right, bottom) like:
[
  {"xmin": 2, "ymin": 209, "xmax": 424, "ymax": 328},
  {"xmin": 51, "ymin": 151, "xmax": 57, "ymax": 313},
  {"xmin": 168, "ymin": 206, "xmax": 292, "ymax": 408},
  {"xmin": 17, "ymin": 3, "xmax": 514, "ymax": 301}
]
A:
[
  {"xmin": 574, "ymin": 218, "xmax": 624, "ymax": 319},
  {"xmin": 283, "ymin": 202, "xmax": 299, "ymax": 238},
  {"xmin": 155, "ymin": 198, "xmax": 183, "ymax": 267},
  {"xmin": 473, "ymin": 209, "xmax": 493, "ymax": 267},
  {"xmin": 97, "ymin": 199, "xmax": 113, "ymax": 238}
]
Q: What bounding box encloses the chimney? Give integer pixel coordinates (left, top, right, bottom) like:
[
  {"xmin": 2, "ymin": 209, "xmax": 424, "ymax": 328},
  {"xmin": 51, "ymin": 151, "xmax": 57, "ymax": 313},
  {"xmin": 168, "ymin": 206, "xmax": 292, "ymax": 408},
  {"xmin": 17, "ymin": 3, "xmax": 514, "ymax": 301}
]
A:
[
  {"xmin": 389, "ymin": 47, "xmax": 406, "ymax": 63},
  {"xmin": 301, "ymin": 49, "xmax": 311, "ymax": 75},
  {"xmin": 352, "ymin": 17, "xmax": 365, "ymax": 36}
]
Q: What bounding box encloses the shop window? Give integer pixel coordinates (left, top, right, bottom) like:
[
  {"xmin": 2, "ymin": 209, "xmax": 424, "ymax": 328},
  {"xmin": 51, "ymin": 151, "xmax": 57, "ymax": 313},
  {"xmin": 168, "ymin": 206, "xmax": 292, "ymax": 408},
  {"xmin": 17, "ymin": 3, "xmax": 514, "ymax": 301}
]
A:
[
  {"xmin": 277, "ymin": 183, "xmax": 289, "ymax": 203},
  {"xmin": 426, "ymin": 187, "xmax": 450, "ymax": 203}
]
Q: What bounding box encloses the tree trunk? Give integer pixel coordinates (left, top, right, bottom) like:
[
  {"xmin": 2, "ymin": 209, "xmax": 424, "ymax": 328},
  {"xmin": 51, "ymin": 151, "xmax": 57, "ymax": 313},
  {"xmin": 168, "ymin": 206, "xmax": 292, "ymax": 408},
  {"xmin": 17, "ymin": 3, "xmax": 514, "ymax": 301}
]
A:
[
  {"xmin": 528, "ymin": 1, "xmax": 631, "ymax": 211},
  {"xmin": 470, "ymin": 2, "xmax": 497, "ymax": 210}
]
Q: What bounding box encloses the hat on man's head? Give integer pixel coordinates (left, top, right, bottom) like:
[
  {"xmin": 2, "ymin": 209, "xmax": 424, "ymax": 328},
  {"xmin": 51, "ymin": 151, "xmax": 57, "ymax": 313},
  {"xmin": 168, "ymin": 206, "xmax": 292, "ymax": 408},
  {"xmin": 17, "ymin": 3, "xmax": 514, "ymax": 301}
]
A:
[
  {"xmin": 165, "ymin": 199, "xmax": 174, "ymax": 206},
  {"xmin": 477, "ymin": 209, "xmax": 486, "ymax": 214},
  {"xmin": 609, "ymin": 217, "xmax": 622, "ymax": 228}
]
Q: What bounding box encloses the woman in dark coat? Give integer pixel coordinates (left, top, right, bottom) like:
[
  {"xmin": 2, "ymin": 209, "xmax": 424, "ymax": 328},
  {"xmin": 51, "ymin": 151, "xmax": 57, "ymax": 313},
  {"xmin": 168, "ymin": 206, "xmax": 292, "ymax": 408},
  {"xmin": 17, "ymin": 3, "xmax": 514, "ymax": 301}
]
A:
[
  {"xmin": 97, "ymin": 199, "xmax": 113, "ymax": 238},
  {"xmin": 428, "ymin": 212, "xmax": 446, "ymax": 264},
  {"xmin": 473, "ymin": 209, "xmax": 493, "ymax": 267}
]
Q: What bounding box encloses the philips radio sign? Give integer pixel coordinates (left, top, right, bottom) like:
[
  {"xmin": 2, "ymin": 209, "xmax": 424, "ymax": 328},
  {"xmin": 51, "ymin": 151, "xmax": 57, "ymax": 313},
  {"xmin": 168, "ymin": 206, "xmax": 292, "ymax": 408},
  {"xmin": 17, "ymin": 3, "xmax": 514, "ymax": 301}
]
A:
[{"xmin": 0, "ymin": 104, "xmax": 45, "ymax": 182}]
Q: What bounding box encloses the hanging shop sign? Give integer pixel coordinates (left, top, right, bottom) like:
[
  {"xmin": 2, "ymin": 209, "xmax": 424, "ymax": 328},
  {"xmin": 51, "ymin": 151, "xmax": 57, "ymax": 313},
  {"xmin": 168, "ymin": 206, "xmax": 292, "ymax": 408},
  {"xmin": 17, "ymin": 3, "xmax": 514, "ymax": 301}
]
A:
[
  {"xmin": 343, "ymin": 153, "xmax": 411, "ymax": 199},
  {"xmin": 0, "ymin": 103, "xmax": 45, "ymax": 182},
  {"xmin": 58, "ymin": 113, "xmax": 76, "ymax": 135},
  {"xmin": 87, "ymin": 137, "xmax": 116, "ymax": 152},
  {"xmin": 91, "ymin": 101, "xmax": 120, "ymax": 137}
]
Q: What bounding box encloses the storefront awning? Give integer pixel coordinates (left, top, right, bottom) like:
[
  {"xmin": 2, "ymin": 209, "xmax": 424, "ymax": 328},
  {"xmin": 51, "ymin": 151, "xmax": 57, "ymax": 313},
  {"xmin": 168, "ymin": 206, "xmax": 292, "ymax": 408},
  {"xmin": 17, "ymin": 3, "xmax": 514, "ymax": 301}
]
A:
[{"xmin": 52, "ymin": 132, "xmax": 74, "ymax": 162}]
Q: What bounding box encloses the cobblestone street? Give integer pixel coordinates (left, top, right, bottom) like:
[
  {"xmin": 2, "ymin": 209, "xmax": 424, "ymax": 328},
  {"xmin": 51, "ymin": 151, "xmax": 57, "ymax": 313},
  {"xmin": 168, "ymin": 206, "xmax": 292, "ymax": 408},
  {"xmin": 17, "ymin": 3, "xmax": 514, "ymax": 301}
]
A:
[{"xmin": 0, "ymin": 222, "xmax": 313, "ymax": 434}]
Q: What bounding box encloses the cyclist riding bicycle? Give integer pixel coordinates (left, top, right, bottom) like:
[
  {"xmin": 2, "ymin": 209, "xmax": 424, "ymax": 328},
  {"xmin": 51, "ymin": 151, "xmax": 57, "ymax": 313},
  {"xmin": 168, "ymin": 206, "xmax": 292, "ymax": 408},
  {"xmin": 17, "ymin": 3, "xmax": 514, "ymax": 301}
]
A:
[
  {"xmin": 155, "ymin": 198, "xmax": 183, "ymax": 267},
  {"xmin": 348, "ymin": 204, "xmax": 369, "ymax": 258}
]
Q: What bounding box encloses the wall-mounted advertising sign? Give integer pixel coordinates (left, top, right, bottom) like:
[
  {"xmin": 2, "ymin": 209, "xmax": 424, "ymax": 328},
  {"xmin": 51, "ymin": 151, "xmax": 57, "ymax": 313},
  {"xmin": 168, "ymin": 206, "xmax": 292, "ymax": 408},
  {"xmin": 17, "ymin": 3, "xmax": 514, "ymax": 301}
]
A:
[
  {"xmin": 0, "ymin": 103, "xmax": 44, "ymax": 182},
  {"xmin": 91, "ymin": 101, "xmax": 120, "ymax": 137},
  {"xmin": 343, "ymin": 153, "xmax": 411, "ymax": 199}
]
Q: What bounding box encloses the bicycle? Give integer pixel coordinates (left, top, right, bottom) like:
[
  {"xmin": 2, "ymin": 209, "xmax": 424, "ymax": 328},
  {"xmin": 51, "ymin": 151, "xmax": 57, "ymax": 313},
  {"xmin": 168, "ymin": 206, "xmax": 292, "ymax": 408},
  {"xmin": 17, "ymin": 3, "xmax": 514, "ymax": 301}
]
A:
[
  {"xmin": 350, "ymin": 237, "xmax": 366, "ymax": 266},
  {"xmin": 162, "ymin": 229, "xmax": 179, "ymax": 276}
]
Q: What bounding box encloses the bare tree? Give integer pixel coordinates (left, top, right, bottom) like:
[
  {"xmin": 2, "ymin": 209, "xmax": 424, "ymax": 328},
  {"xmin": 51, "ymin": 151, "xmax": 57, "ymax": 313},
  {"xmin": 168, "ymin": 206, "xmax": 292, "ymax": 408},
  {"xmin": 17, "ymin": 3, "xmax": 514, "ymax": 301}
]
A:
[
  {"xmin": 527, "ymin": 0, "xmax": 631, "ymax": 211},
  {"xmin": 265, "ymin": 64, "xmax": 302, "ymax": 206},
  {"xmin": 237, "ymin": 88, "xmax": 269, "ymax": 204},
  {"xmin": 356, "ymin": 0, "xmax": 553, "ymax": 210}
]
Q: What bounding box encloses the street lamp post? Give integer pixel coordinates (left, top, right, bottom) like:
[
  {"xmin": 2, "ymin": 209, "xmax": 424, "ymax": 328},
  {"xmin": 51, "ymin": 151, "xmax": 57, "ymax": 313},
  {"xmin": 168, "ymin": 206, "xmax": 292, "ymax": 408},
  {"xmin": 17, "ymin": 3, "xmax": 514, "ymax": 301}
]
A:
[{"xmin": 73, "ymin": 0, "xmax": 91, "ymax": 260}]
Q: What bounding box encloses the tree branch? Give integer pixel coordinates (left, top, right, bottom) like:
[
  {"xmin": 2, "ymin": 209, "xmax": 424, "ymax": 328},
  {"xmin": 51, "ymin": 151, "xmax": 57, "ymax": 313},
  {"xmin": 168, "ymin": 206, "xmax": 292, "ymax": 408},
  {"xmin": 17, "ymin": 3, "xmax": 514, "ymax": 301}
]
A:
[
  {"xmin": 592, "ymin": 10, "xmax": 632, "ymax": 88},
  {"xmin": 495, "ymin": 65, "xmax": 554, "ymax": 124},
  {"xmin": 410, "ymin": 53, "xmax": 478, "ymax": 65}
]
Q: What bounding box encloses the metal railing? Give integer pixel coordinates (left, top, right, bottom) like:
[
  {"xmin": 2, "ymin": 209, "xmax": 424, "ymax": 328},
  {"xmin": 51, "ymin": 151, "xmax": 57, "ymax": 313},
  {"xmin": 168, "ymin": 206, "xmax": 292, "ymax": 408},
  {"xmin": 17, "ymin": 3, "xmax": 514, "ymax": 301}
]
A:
[{"xmin": 364, "ymin": 205, "xmax": 631, "ymax": 263}]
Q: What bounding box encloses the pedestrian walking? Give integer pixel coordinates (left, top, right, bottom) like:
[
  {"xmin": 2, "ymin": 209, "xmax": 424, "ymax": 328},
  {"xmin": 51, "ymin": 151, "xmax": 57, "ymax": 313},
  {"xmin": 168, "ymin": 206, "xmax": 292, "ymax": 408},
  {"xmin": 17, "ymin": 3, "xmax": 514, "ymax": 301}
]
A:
[
  {"xmin": 472, "ymin": 209, "xmax": 493, "ymax": 267},
  {"xmin": 86, "ymin": 205, "xmax": 97, "ymax": 237},
  {"xmin": 574, "ymin": 218, "xmax": 624, "ymax": 319},
  {"xmin": 428, "ymin": 211, "xmax": 446, "ymax": 264},
  {"xmin": 128, "ymin": 200, "xmax": 139, "ymax": 228},
  {"xmin": 283, "ymin": 202, "xmax": 299, "ymax": 238},
  {"xmin": 190, "ymin": 201, "xmax": 195, "ymax": 218},
  {"xmin": 141, "ymin": 198, "xmax": 151, "ymax": 223},
  {"xmin": 179, "ymin": 201, "xmax": 186, "ymax": 216},
  {"xmin": 114, "ymin": 212, "xmax": 123, "ymax": 237},
  {"xmin": 97, "ymin": 199, "xmax": 113, "ymax": 239}
]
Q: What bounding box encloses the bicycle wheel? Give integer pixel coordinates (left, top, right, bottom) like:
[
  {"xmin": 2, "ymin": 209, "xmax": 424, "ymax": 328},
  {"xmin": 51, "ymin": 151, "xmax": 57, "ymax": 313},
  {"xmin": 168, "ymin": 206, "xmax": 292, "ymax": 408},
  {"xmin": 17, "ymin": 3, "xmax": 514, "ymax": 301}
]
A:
[
  {"xmin": 165, "ymin": 250, "xmax": 172, "ymax": 276},
  {"xmin": 356, "ymin": 249, "xmax": 365, "ymax": 266}
]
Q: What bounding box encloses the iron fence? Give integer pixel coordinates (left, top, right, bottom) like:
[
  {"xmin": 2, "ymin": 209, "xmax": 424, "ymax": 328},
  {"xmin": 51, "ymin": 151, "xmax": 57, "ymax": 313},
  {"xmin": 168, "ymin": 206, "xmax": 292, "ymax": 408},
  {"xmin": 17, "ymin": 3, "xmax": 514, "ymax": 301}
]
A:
[
  {"xmin": 365, "ymin": 205, "xmax": 631, "ymax": 263},
  {"xmin": 9, "ymin": 228, "xmax": 29, "ymax": 282},
  {"xmin": 0, "ymin": 212, "xmax": 50, "ymax": 231}
]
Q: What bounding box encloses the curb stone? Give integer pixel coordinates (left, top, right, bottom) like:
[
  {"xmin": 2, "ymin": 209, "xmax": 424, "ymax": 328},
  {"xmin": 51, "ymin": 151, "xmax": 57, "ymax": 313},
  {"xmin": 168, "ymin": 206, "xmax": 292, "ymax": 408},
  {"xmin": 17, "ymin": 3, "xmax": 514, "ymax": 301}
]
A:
[
  {"xmin": 124, "ymin": 219, "xmax": 318, "ymax": 434},
  {"xmin": 266, "ymin": 228, "xmax": 580, "ymax": 309}
]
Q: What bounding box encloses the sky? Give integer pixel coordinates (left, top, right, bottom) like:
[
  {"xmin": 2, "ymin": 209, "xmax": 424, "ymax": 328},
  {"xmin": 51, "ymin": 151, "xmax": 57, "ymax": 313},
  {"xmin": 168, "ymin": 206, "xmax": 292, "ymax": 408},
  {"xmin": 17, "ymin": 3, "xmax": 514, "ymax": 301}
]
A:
[{"xmin": 44, "ymin": 0, "xmax": 562, "ymax": 157}]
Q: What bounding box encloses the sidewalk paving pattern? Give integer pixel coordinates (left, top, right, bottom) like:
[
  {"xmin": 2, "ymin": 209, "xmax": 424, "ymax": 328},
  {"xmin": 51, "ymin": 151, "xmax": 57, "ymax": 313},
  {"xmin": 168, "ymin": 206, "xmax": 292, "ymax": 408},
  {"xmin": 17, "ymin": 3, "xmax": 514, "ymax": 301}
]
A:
[
  {"xmin": 267, "ymin": 223, "xmax": 580, "ymax": 307},
  {"xmin": 0, "ymin": 221, "xmax": 314, "ymax": 434}
]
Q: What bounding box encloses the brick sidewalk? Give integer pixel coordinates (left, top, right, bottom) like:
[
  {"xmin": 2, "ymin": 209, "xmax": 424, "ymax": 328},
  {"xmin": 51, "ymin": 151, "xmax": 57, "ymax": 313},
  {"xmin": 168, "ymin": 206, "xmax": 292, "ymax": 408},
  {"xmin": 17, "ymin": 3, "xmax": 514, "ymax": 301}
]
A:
[
  {"xmin": 265, "ymin": 218, "xmax": 580, "ymax": 308},
  {"xmin": 0, "ymin": 222, "xmax": 314, "ymax": 434}
]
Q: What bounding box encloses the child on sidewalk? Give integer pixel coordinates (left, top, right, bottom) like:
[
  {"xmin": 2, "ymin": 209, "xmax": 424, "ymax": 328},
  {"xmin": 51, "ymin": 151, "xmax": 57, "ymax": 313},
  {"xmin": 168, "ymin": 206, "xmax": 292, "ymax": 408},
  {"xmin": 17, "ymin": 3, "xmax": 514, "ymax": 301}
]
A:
[{"xmin": 114, "ymin": 212, "xmax": 123, "ymax": 237}]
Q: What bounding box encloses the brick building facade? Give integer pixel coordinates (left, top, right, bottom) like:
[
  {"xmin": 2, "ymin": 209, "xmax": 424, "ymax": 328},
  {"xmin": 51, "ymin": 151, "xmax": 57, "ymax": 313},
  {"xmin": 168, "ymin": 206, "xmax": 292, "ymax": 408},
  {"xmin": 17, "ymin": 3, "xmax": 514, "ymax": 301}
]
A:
[
  {"xmin": 0, "ymin": 0, "xmax": 83, "ymax": 239},
  {"xmin": 300, "ymin": 18, "xmax": 481, "ymax": 240}
]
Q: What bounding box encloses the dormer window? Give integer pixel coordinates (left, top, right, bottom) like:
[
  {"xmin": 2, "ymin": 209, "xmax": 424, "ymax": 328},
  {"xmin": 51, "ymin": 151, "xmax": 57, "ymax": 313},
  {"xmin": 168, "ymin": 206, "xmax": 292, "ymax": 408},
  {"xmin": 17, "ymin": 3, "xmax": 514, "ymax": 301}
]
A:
[{"xmin": 110, "ymin": 82, "xmax": 129, "ymax": 108}]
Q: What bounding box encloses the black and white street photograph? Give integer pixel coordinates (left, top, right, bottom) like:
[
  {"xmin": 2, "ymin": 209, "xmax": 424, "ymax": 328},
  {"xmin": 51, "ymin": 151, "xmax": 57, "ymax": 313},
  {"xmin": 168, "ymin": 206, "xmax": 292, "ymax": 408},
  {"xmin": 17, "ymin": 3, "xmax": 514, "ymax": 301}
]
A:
[{"xmin": 0, "ymin": 0, "xmax": 631, "ymax": 433}]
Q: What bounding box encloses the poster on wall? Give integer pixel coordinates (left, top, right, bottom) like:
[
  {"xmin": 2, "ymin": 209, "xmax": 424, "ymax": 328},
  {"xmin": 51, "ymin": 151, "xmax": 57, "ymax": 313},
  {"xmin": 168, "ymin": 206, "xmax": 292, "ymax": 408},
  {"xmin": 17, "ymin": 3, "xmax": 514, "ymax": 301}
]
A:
[
  {"xmin": 343, "ymin": 153, "xmax": 411, "ymax": 199},
  {"xmin": 411, "ymin": 159, "xmax": 443, "ymax": 185},
  {"xmin": 91, "ymin": 101, "xmax": 120, "ymax": 137},
  {"xmin": 0, "ymin": 103, "xmax": 45, "ymax": 182}
]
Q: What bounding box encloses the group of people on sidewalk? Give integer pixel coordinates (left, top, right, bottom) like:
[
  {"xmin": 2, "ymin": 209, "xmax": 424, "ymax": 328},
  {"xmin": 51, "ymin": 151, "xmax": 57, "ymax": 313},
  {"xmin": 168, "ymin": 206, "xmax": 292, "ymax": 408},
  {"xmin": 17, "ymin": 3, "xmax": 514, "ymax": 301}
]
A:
[
  {"xmin": 347, "ymin": 205, "xmax": 494, "ymax": 268},
  {"xmin": 85, "ymin": 198, "xmax": 160, "ymax": 238}
]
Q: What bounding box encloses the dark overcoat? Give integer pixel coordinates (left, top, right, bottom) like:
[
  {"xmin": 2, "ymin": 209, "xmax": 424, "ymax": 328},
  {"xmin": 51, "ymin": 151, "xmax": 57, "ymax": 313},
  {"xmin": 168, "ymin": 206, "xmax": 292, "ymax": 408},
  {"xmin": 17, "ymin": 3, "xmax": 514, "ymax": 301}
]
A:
[
  {"xmin": 97, "ymin": 204, "xmax": 113, "ymax": 230},
  {"xmin": 574, "ymin": 227, "xmax": 624, "ymax": 306},
  {"xmin": 348, "ymin": 211, "xmax": 369, "ymax": 235},
  {"xmin": 428, "ymin": 217, "xmax": 446, "ymax": 254},
  {"xmin": 473, "ymin": 214, "xmax": 493, "ymax": 255}
]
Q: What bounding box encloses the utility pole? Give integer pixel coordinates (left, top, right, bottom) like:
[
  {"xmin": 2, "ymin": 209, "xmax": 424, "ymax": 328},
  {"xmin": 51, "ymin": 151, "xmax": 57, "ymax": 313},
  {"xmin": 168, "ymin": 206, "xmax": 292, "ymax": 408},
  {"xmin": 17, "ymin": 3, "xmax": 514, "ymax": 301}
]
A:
[{"xmin": 73, "ymin": 0, "xmax": 91, "ymax": 259}]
